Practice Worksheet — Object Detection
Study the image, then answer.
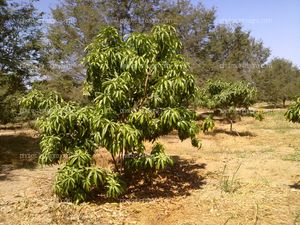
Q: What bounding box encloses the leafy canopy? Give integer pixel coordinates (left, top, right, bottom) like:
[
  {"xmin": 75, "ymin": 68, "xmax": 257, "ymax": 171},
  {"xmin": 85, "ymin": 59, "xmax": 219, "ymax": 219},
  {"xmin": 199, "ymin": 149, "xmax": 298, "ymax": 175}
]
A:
[
  {"xmin": 21, "ymin": 24, "xmax": 200, "ymax": 203},
  {"xmin": 0, "ymin": 0, "xmax": 44, "ymax": 123},
  {"xmin": 198, "ymin": 80, "xmax": 257, "ymax": 110},
  {"xmin": 253, "ymin": 58, "xmax": 300, "ymax": 106},
  {"xmin": 46, "ymin": 0, "xmax": 215, "ymax": 85},
  {"xmin": 197, "ymin": 79, "xmax": 257, "ymax": 132}
]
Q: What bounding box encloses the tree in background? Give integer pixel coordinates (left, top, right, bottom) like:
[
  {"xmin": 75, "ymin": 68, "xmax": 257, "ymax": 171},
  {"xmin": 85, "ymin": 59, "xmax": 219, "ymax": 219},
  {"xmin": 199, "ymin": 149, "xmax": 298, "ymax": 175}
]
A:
[
  {"xmin": 155, "ymin": 0, "xmax": 216, "ymax": 77},
  {"xmin": 0, "ymin": 0, "xmax": 44, "ymax": 123},
  {"xmin": 21, "ymin": 25, "xmax": 201, "ymax": 203},
  {"xmin": 253, "ymin": 58, "xmax": 300, "ymax": 107},
  {"xmin": 197, "ymin": 24, "xmax": 270, "ymax": 83},
  {"xmin": 43, "ymin": 0, "xmax": 216, "ymax": 99},
  {"xmin": 198, "ymin": 80, "xmax": 257, "ymax": 132},
  {"xmin": 44, "ymin": 0, "xmax": 164, "ymax": 99},
  {"xmin": 45, "ymin": 0, "xmax": 273, "ymax": 95},
  {"xmin": 2, "ymin": 0, "xmax": 299, "ymax": 123}
]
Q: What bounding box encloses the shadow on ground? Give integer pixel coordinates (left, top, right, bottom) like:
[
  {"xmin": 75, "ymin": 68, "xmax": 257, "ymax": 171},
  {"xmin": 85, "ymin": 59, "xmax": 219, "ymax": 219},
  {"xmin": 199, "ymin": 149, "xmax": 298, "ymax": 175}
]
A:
[
  {"xmin": 206, "ymin": 128, "xmax": 256, "ymax": 137},
  {"xmin": 0, "ymin": 132, "xmax": 40, "ymax": 180},
  {"xmin": 31, "ymin": 156, "xmax": 206, "ymax": 205},
  {"xmin": 92, "ymin": 156, "xmax": 206, "ymax": 204},
  {"xmin": 289, "ymin": 182, "xmax": 300, "ymax": 189}
]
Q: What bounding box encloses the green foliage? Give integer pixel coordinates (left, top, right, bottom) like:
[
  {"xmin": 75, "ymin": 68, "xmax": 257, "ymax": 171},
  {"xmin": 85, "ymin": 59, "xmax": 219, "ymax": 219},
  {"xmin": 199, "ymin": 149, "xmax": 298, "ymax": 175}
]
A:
[
  {"xmin": 38, "ymin": 135, "xmax": 61, "ymax": 165},
  {"xmin": 20, "ymin": 90, "xmax": 64, "ymax": 111},
  {"xmin": 0, "ymin": 0, "xmax": 45, "ymax": 123},
  {"xmin": 199, "ymin": 80, "xmax": 257, "ymax": 110},
  {"xmin": 201, "ymin": 116, "xmax": 215, "ymax": 133},
  {"xmin": 46, "ymin": 0, "xmax": 216, "ymax": 91},
  {"xmin": 225, "ymin": 107, "xmax": 239, "ymax": 121},
  {"xmin": 125, "ymin": 143, "xmax": 173, "ymax": 178},
  {"xmin": 0, "ymin": 0, "xmax": 44, "ymax": 78},
  {"xmin": 83, "ymin": 24, "xmax": 200, "ymax": 147},
  {"xmin": 198, "ymin": 80, "xmax": 257, "ymax": 132},
  {"xmin": 254, "ymin": 58, "xmax": 300, "ymax": 106},
  {"xmin": 54, "ymin": 148, "xmax": 126, "ymax": 203},
  {"xmin": 105, "ymin": 172, "xmax": 125, "ymax": 199},
  {"xmin": 285, "ymin": 98, "xmax": 300, "ymax": 123},
  {"xmin": 197, "ymin": 24, "xmax": 270, "ymax": 82},
  {"xmin": 253, "ymin": 111, "xmax": 264, "ymax": 121},
  {"xmin": 21, "ymin": 25, "xmax": 200, "ymax": 203},
  {"xmin": 0, "ymin": 91, "xmax": 22, "ymax": 123},
  {"xmin": 47, "ymin": 0, "xmax": 271, "ymax": 89}
]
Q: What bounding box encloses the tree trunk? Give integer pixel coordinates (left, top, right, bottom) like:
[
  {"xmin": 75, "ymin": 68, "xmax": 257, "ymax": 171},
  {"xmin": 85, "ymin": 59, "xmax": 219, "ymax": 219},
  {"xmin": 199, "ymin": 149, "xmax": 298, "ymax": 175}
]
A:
[
  {"xmin": 282, "ymin": 97, "xmax": 286, "ymax": 108},
  {"xmin": 230, "ymin": 120, "xmax": 233, "ymax": 133},
  {"xmin": 111, "ymin": 154, "xmax": 120, "ymax": 173}
]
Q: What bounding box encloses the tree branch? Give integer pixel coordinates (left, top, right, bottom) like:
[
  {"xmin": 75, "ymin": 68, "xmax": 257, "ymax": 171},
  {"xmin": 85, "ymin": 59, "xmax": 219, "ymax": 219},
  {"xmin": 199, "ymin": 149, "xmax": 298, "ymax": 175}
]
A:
[{"xmin": 136, "ymin": 68, "xmax": 151, "ymax": 109}]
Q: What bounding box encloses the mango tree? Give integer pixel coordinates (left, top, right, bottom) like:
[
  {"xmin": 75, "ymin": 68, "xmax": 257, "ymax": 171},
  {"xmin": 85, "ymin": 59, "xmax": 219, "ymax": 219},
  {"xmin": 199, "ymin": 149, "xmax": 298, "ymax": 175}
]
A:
[
  {"xmin": 198, "ymin": 80, "xmax": 257, "ymax": 132},
  {"xmin": 21, "ymin": 25, "xmax": 200, "ymax": 203}
]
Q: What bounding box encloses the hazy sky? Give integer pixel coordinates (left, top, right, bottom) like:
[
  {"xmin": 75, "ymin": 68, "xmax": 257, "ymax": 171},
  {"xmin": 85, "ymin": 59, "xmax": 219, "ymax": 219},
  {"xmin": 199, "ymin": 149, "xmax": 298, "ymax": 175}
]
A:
[{"xmin": 35, "ymin": 0, "xmax": 300, "ymax": 67}]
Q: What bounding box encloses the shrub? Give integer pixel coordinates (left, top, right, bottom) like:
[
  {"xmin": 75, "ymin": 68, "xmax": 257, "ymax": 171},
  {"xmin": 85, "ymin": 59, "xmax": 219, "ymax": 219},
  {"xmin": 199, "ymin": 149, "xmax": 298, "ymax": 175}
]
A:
[{"xmin": 253, "ymin": 111, "xmax": 264, "ymax": 121}]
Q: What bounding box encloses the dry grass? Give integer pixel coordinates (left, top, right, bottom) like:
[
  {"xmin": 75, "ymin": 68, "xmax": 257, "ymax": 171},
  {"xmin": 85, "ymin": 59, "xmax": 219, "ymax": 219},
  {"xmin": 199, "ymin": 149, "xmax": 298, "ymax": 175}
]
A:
[{"xmin": 1, "ymin": 109, "xmax": 300, "ymax": 224}]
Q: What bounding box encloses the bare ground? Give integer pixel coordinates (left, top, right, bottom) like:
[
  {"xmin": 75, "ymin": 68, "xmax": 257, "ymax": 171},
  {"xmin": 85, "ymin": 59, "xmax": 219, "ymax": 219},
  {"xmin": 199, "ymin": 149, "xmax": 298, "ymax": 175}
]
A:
[{"xmin": 1, "ymin": 110, "xmax": 300, "ymax": 225}]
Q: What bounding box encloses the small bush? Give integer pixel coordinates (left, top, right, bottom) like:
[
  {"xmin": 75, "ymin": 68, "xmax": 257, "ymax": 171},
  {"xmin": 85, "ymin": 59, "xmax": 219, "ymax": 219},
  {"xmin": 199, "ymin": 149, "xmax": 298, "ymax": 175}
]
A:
[
  {"xmin": 253, "ymin": 111, "xmax": 264, "ymax": 121},
  {"xmin": 220, "ymin": 163, "xmax": 241, "ymax": 193}
]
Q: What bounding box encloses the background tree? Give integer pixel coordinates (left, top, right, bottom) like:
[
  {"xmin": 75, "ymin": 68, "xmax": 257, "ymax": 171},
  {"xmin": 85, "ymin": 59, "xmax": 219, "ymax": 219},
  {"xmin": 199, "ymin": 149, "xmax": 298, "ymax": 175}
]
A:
[
  {"xmin": 198, "ymin": 80, "xmax": 257, "ymax": 132},
  {"xmin": 0, "ymin": 0, "xmax": 44, "ymax": 123},
  {"xmin": 197, "ymin": 24, "xmax": 270, "ymax": 83},
  {"xmin": 155, "ymin": 0, "xmax": 216, "ymax": 77},
  {"xmin": 44, "ymin": 0, "xmax": 273, "ymax": 99},
  {"xmin": 4, "ymin": 0, "xmax": 297, "ymax": 125},
  {"xmin": 43, "ymin": 0, "xmax": 216, "ymax": 99},
  {"xmin": 21, "ymin": 25, "xmax": 201, "ymax": 203},
  {"xmin": 44, "ymin": 0, "xmax": 163, "ymax": 100},
  {"xmin": 253, "ymin": 58, "xmax": 300, "ymax": 107}
]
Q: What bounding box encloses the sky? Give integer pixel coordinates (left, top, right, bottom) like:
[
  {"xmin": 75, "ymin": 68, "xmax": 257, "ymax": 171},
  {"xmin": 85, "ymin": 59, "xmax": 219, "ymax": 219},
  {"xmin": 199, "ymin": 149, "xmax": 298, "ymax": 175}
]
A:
[
  {"xmin": 199, "ymin": 0, "xmax": 300, "ymax": 67},
  {"xmin": 34, "ymin": 0, "xmax": 300, "ymax": 67}
]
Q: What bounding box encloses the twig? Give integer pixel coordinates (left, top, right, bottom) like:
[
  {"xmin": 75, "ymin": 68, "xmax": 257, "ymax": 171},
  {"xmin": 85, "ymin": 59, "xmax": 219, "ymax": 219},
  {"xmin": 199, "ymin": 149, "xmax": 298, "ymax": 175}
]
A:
[
  {"xmin": 111, "ymin": 154, "xmax": 120, "ymax": 173},
  {"xmin": 223, "ymin": 216, "xmax": 233, "ymax": 225},
  {"xmin": 137, "ymin": 68, "xmax": 151, "ymax": 109},
  {"xmin": 253, "ymin": 202, "xmax": 259, "ymax": 225}
]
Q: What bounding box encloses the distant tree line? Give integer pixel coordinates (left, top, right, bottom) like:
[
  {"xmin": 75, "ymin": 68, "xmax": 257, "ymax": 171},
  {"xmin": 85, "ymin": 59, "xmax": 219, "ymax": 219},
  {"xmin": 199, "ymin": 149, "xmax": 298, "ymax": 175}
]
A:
[{"xmin": 1, "ymin": 0, "xmax": 300, "ymax": 123}]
